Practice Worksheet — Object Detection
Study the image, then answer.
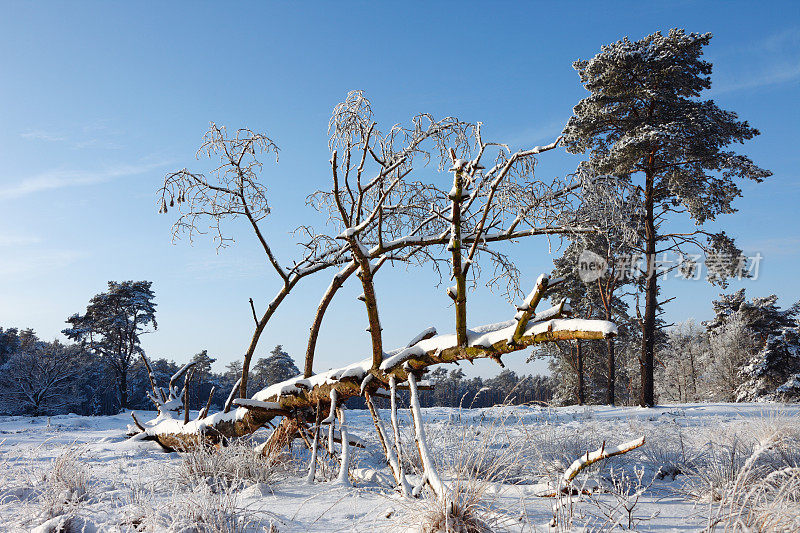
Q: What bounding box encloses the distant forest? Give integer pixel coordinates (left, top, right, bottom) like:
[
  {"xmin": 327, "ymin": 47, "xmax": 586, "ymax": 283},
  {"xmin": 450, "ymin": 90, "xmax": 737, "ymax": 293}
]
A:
[
  {"xmin": 2, "ymin": 280, "xmax": 799, "ymax": 417},
  {"xmin": 0, "ymin": 323, "xmax": 554, "ymax": 416}
]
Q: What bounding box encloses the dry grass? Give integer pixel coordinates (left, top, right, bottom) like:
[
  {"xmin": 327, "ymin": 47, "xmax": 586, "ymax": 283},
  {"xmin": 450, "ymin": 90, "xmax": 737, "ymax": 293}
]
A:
[
  {"xmin": 37, "ymin": 447, "xmax": 94, "ymax": 522},
  {"xmin": 0, "ymin": 445, "xmax": 101, "ymax": 532},
  {"xmin": 130, "ymin": 484, "xmax": 280, "ymax": 533},
  {"xmin": 395, "ymin": 406, "xmax": 544, "ymax": 531},
  {"xmin": 176, "ymin": 439, "xmax": 289, "ymax": 492},
  {"xmin": 675, "ymin": 414, "xmax": 800, "ymax": 532}
]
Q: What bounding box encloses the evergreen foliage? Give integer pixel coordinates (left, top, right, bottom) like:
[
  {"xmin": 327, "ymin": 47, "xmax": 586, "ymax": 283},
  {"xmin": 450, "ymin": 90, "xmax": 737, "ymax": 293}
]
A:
[
  {"xmin": 252, "ymin": 345, "xmax": 300, "ymax": 389},
  {"xmin": 562, "ymin": 29, "xmax": 770, "ymax": 406},
  {"xmin": 63, "ymin": 280, "xmax": 157, "ymax": 410}
]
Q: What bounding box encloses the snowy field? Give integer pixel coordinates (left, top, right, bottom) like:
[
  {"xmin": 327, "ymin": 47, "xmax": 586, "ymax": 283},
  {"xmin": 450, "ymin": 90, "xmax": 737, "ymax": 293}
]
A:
[{"xmin": 2, "ymin": 403, "xmax": 799, "ymax": 532}]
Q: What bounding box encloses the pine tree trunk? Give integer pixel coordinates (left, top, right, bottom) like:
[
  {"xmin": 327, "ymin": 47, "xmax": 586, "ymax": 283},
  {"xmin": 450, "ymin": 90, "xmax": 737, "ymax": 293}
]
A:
[
  {"xmin": 640, "ymin": 169, "xmax": 657, "ymax": 408},
  {"xmin": 120, "ymin": 369, "xmax": 128, "ymax": 411},
  {"xmin": 576, "ymin": 340, "xmax": 585, "ymax": 405},
  {"xmin": 606, "ymin": 337, "xmax": 615, "ymax": 405}
]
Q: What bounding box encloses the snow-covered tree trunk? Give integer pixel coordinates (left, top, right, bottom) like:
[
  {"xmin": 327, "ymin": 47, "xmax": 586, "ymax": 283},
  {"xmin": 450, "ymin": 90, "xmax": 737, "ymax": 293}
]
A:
[
  {"xmin": 408, "ymin": 372, "xmax": 446, "ymax": 499},
  {"xmin": 135, "ymin": 302, "xmax": 615, "ymax": 451},
  {"xmin": 389, "ymin": 376, "xmax": 410, "ymax": 498},
  {"xmin": 335, "ymin": 406, "xmax": 351, "ymax": 486},
  {"xmin": 365, "ymin": 390, "xmax": 410, "ymax": 495},
  {"xmin": 448, "ymin": 154, "xmax": 468, "ymax": 347}
]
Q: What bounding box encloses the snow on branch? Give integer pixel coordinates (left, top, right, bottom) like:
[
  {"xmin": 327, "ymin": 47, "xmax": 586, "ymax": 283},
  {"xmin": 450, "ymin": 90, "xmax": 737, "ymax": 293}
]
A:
[
  {"xmin": 563, "ymin": 436, "xmax": 646, "ymax": 483},
  {"xmin": 223, "ymin": 376, "xmax": 242, "ymax": 413},
  {"xmin": 406, "ymin": 327, "xmax": 437, "ymax": 347},
  {"xmin": 232, "ymin": 398, "xmax": 286, "ymax": 413}
]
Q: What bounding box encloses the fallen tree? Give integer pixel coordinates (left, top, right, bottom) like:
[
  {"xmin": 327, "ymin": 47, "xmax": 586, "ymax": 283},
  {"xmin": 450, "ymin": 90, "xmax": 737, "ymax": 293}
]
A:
[
  {"xmin": 135, "ymin": 91, "xmax": 645, "ymax": 502},
  {"xmin": 132, "ymin": 277, "xmax": 615, "ymax": 451}
]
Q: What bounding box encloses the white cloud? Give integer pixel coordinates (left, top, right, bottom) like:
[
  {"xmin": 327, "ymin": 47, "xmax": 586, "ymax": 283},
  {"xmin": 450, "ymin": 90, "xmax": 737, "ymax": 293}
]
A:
[
  {"xmin": 20, "ymin": 121, "xmax": 125, "ymax": 150},
  {"xmin": 0, "ymin": 232, "xmax": 41, "ymax": 247},
  {"xmin": 711, "ymin": 27, "xmax": 800, "ymax": 95},
  {"xmin": 712, "ymin": 61, "xmax": 800, "ymax": 95},
  {"xmin": 740, "ymin": 236, "xmax": 800, "ymax": 257},
  {"xmin": 184, "ymin": 257, "xmax": 270, "ymax": 281},
  {"xmin": 20, "ymin": 130, "xmax": 68, "ymax": 143},
  {"xmin": 0, "ymin": 249, "xmax": 85, "ymax": 279},
  {"xmin": 503, "ymin": 118, "xmax": 567, "ymax": 149},
  {"xmin": 0, "ymin": 160, "xmax": 169, "ymax": 201}
]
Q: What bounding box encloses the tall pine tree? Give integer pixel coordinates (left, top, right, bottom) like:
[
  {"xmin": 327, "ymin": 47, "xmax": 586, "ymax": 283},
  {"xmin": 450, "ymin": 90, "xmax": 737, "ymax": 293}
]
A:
[
  {"xmin": 63, "ymin": 281, "xmax": 157, "ymax": 411},
  {"xmin": 252, "ymin": 345, "xmax": 299, "ymax": 389},
  {"xmin": 562, "ymin": 29, "xmax": 770, "ymax": 406}
]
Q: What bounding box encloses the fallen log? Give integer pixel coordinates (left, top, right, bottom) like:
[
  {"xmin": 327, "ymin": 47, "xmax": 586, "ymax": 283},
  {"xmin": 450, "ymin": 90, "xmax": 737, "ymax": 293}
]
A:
[{"xmin": 137, "ymin": 309, "xmax": 616, "ymax": 451}]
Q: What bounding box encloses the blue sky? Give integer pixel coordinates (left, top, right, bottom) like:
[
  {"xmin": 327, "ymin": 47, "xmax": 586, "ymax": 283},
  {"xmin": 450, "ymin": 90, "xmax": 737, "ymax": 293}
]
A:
[{"xmin": 1, "ymin": 1, "xmax": 798, "ymax": 378}]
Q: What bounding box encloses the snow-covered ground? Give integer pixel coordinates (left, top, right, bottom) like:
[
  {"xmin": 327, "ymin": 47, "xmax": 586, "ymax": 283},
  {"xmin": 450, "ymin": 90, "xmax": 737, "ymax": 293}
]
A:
[{"xmin": 1, "ymin": 403, "xmax": 799, "ymax": 532}]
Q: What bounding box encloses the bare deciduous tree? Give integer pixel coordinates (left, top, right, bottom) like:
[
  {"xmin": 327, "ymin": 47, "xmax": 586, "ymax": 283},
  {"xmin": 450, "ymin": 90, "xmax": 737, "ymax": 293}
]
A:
[
  {"xmin": 0, "ymin": 341, "xmax": 83, "ymax": 415},
  {"xmin": 159, "ymin": 125, "xmax": 348, "ymax": 398},
  {"xmin": 138, "ymin": 91, "xmax": 635, "ymax": 500}
]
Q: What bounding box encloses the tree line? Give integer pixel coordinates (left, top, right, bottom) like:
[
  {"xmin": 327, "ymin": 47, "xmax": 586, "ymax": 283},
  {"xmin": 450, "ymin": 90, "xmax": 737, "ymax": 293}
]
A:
[
  {"xmin": 0, "ymin": 280, "xmax": 554, "ymax": 416},
  {"xmin": 2, "ymin": 277, "xmax": 797, "ymax": 415},
  {"xmin": 539, "ymin": 287, "xmax": 800, "ymax": 406}
]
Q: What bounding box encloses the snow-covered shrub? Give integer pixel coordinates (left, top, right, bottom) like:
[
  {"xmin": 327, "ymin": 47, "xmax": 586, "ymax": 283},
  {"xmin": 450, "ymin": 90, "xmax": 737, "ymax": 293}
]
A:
[
  {"xmin": 682, "ymin": 413, "xmax": 800, "ymax": 529},
  {"xmin": 720, "ymin": 467, "xmax": 800, "ymax": 532},
  {"xmin": 638, "ymin": 421, "xmax": 698, "ymax": 480},
  {"xmin": 739, "ymin": 329, "xmax": 800, "ymax": 402},
  {"xmin": 37, "ymin": 447, "xmax": 94, "ymax": 521},
  {"xmin": 9, "ymin": 446, "xmax": 99, "ymax": 532},
  {"xmin": 397, "ymin": 445, "xmax": 523, "ymax": 532},
  {"xmin": 407, "ymin": 489, "xmax": 495, "ymax": 533},
  {"xmin": 704, "ymin": 289, "xmax": 800, "ymax": 402},
  {"xmin": 393, "ymin": 407, "xmax": 547, "ymax": 530},
  {"xmin": 134, "ymin": 485, "xmax": 279, "ymax": 533},
  {"xmin": 176, "ymin": 439, "xmax": 288, "ymax": 492},
  {"xmin": 0, "ymin": 443, "xmax": 35, "ymax": 506},
  {"xmin": 700, "ymin": 425, "xmax": 800, "ymax": 532},
  {"xmin": 394, "ymin": 405, "xmax": 648, "ymax": 531},
  {"xmin": 30, "ymin": 514, "xmax": 99, "ymax": 533}
]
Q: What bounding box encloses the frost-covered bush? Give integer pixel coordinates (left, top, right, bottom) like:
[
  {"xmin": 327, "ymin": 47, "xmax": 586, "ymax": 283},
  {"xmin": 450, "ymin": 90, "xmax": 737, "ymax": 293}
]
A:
[
  {"xmin": 637, "ymin": 421, "xmax": 698, "ymax": 481},
  {"xmin": 8, "ymin": 446, "xmax": 100, "ymax": 532},
  {"xmin": 37, "ymin": 447, "xmax": 94, "ymax": 521},
  {"xmin": 133, "ymin": 485, "xmax": 279, "ymax": 533},
  {"xmin": 678, "ymin": 414, "xmax": 800, "ymax": 531},
  {"xmin": 722, "ymin": 467, "xmax": 800, "ymax": 532},
  {"xmin": 176, "ymin": 440, "xmax": 288, "ymax": 492},
  {"xmin": 585, "ymin": 466, "xmax": 659, "ymax": 531},
  {"xmin": 405, "ymin": 489, "xmax": 495, "ymax": 533}
]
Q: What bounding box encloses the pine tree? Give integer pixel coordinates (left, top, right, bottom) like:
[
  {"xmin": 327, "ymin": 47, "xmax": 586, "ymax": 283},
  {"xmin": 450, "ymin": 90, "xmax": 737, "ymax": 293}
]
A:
[
  {"xmin": 63, "ymin": 281, "xmax": 157, "ymax": 411},
  {"xmin": 706, "ymin": 290, "xmax": 800, "ymax": 401},
  {"xmin": 706, "ymin": 290, "xmax": 798, "ymax": 340},
  {"xmin": 188, "ymin": 350, "xmax": 216, "ymax": 409},
  {"xmin": 562, "ymin": 29, "xmax": 771, "ymax": 406},
  {"xmin": 0, "ymin": 327, "xmax": 20, "ymax": 366},
  {"xmin": 191, "ymin": 350, "xmax": 216, "ymax": 378},
  {"xmin": 251, "ymin": 345, "xmax": 299, "ymax": 390},
  {"xmin": 744, "ymin": 329, "xmax": 800, "ymax": 401}
]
